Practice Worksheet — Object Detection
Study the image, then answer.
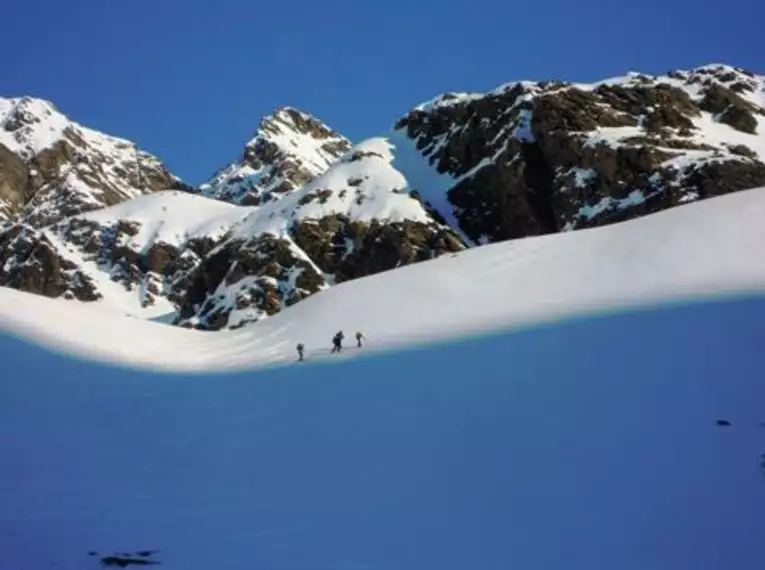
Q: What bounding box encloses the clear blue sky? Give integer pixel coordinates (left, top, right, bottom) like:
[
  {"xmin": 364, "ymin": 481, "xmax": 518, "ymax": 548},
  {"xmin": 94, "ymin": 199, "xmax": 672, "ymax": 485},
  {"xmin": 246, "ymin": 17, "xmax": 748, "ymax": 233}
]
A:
[{"xmin": 1, "ymin": 0, "xmax": 760, "ymax": 184}]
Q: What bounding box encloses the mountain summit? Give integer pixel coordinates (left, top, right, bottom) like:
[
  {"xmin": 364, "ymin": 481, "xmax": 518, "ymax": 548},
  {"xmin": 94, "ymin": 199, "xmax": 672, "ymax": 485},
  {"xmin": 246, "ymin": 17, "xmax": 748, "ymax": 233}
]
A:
[
  {"xmin": 197, "ymin": 106, "xmax": 352, "ymax": 205},
  {"xmin": 0, "ymin": 96, "xmax": 186, "ymax": 227}
]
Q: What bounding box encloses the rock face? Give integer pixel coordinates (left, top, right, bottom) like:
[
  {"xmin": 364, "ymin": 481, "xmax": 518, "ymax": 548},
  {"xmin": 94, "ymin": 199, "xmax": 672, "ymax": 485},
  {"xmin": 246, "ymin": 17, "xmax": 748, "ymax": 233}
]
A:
[
  {"xmin": 0, "ymin": 96, "xmax": 188, "ymax": 227},
  {"xmin": 395, "ymin": 64, "xmax": 765, "ymax": 242},
  {"xmin": 198, "ymin": 106, "xmax": 352, "ymax": 205},
  {"xmin": 1, "ymin": 63, "xmax": 764, "ymax": 330},
  {"xmin": 0, "ymin": 223, "xmax": 101, "ymax": 301}
]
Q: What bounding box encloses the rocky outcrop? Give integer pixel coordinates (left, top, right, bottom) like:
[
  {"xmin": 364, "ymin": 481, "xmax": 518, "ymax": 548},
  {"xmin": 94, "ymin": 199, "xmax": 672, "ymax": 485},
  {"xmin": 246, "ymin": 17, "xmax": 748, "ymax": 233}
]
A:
[
  {"xmin": 173, "ymin": 213, "xmax": 465, "ymax": 330},
  {"xmin": 0, "ymin": 224, "xmax": 101, "ymax": 301},
  {"xmin": 0, "ymin": 144, "xmax": 29, "ymax": 219},
  {"xmin": 396, "ymin": 64, "xmax": 765, "ymax": 240},
  {"xmin": 291, "ymin": 215, "xmax": 463, "ymax": 282},
  {"xmin": 174, "ymin": 233, "xmax": 328, "ymax": 329}
]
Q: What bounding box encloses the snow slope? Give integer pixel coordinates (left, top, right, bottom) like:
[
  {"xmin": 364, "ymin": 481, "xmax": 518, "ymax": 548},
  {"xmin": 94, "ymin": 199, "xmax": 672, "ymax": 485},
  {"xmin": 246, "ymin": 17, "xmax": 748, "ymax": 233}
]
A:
[
  {"xmin": 78, "ymin": 191, "xmax": 254, "ymax": 250},
  {"xmin": 1, "ymin": 288, "xmax": 764, "ymax": 570},
  {"xmin": 2, "ymin": 186, "xmax": 765, "ymax": 372}
]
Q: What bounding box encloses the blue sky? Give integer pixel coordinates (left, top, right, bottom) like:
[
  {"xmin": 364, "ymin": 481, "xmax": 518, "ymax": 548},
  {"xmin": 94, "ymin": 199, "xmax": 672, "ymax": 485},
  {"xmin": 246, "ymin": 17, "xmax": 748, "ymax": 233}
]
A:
[{"xmin": 1, "ymin": 0, "xmax": 760, "ymax": 184}]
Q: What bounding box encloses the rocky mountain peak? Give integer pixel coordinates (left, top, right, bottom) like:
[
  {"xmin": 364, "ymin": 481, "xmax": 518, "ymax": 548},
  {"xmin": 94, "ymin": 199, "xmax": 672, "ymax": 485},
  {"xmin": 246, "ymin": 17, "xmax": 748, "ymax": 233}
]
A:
[
  {"xmin": 257, "ymin": 106, "xmax": 341, "ymax": 140},
  {"xmin": 198, "ymin": 106, "xmax": 352, "ymax": 206},
  {"xmin": 394, "ymin": 63, "xmax": 765, "ymax": 242},
  {"xmin": 0, "ymin": 95, "xmax": 186, "ymax": 227}
]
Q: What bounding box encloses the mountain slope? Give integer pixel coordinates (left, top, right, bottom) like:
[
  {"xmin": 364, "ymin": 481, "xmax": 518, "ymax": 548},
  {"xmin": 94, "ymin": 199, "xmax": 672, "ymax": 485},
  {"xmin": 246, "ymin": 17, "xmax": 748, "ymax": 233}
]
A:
[
  {"xmin": 0, "ymin": 191, "xmax": 252, "ymax": 320},
  {"xmin": 2, "ymin": 186, "xmax": 765, "ymax": 371},
  {"xmin": 0, "ymin": 96, "xmax": 187, "ymax": 226},
  {"xmin": 198, "ymin": 106, "xmax": 352, "ymax": 205}
]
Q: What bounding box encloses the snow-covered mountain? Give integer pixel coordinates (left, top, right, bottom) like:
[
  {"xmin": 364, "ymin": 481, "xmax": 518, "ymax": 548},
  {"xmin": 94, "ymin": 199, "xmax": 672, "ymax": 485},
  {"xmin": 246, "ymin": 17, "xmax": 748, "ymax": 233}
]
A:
[
  {"xmin": 1, "ymin": 63, "xmax": 764, "ymax": 329},
  {"xmin": 0, "ymin": 96, "xmax": 188, "ymax": 227},
  {"xmin": 198, "ymin": 106, "xmax": 352, "ymax": 205},
  {"xmin": 394, "ymin": 63, "xmax": 765, "ymax": 241}
]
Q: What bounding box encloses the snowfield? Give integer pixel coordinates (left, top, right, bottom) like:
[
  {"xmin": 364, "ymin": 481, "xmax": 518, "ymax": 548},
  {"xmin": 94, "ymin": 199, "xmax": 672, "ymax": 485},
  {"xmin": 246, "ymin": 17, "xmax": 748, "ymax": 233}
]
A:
[
  {"xmin": 1, "ymin": 186, "xmax": 765, "ymax": 570},
  {"xmin": 2, "ymin": 186, "xmax": 765, "ymax": 371},
  {"xmin": 0, "ymin": 282, "xmax": 764, "ymax": 570}
]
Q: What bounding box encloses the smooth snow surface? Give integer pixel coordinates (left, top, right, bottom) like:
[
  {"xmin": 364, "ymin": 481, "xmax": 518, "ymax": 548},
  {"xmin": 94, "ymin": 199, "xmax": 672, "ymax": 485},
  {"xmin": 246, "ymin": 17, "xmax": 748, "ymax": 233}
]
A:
[
  {"xmin": 80, "ymin": 191, "xmax": 254, "ymax": 248},
  {"xmin": 2, "ymin": 187, "xmax": 765, "ymax": 371},
  {"xmin": 1, "ymin": 297, "xmax": 764, "ymax": 570}
]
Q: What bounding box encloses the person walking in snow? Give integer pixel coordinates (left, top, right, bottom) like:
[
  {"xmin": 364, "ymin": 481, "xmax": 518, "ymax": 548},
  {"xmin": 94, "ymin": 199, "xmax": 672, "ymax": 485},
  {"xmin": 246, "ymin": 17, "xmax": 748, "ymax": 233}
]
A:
[
  {"xmin": 331, "ymin": 331, "xmax": 344, "ymax": 354},
  {"xmin": 355, "ymin": 331, "xmax": 364, "ymax": 348},
  {"xmin": 296, "ymin": 343, "xmax": 305, "ymax": 361}
]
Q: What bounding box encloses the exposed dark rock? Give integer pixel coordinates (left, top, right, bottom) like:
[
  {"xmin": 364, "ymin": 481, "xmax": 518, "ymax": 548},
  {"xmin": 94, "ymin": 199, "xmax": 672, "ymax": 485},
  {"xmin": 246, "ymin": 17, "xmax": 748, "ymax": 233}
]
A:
[
  {"xmin": 0, "ymin": 224, "xmax": 101, "ymax": 301},
  {"xmin": 593, "ymin": 83, "xmax": 699, "ymax": 132},
  {"xmin": 174, "ymin": 233, "xmax": 327, "ymax": 329},
  {"xmin": 620, "ymin": 136, "xmax": 716, "ymax": 151},
  {"xmin": 699, "ymin": 84, "xmax": 759, "ymax": 134},
  {"xmin": 0, "ymin": 144, "xmax": 29, "ymax": 218},
  {"xmin": 726, "ymin": 144, "xmax": 758, "ymax": 159},
  {"xmin": 683, "ymin": 159, "xmax": 765, "ymax": 198},
  {"xmin": 533, "ymin": 88, "xmax": 636, "ymax": 133},
  {"xmin": 395, "ymin": 67, "xmax": 765, "ymax": 239}
]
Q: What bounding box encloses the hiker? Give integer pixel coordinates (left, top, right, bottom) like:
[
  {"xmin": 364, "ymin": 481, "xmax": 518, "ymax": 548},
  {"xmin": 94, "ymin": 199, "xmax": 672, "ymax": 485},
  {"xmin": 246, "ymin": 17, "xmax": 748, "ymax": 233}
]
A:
[
  {"xmin": 355, "ymin": 331, "xmax": 364, "ymax": 348},
  {"xmin": 296, "ymin": 343, "xmax": 305, "ymax": 361},
  {"xmin": 331, "ymin": 330, "xmax": 344, "ymax": 353}
]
